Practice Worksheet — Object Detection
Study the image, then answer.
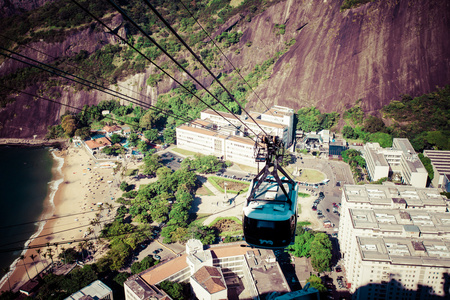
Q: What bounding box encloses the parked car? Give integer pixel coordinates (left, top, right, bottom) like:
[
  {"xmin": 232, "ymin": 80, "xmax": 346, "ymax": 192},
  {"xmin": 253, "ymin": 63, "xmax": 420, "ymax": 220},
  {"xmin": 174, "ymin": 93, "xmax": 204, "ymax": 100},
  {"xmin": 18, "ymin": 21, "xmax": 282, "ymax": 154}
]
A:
[
  {"xmin": 336, "ymin": 265, "xmax": 342, "ymax": 272},
  {"xmin": 155, "ymin": 255, "xmax": 161, "ymax": 260}
]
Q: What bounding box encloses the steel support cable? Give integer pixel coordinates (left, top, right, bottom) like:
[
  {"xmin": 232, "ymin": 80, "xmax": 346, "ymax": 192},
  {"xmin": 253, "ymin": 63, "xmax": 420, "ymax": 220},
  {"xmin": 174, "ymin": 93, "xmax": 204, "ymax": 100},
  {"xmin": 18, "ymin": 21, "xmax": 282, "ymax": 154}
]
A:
[
  {"xmin": 70, "ymin": 0, "xmax": 251, "ymax": 140},
  {"xmin": 0, "ymin": 217, "xmax": 115, "ymax": 249},
  {"xmin": 0, "ymin": 47, "xmax": 202, "ymax": 127},
  {"xmin": 0, "ymin": 198, "xmax": 123, "ymax": 230},
  {"xmin": 177, "ymin": 0, "xmax": 275, "ymax": 116},
  {"xmin": 0, "ymin": 33, "xmax": 164, "ymax": 105},
  {"xmin": 0, "ymin": 222, "xmax": 153, "ymax": 254},
  {"xmin": 0, "ymin": 84, "xmax": 156, "ymax": 135},
  {"xmin": 142, "ymin": 0, "xmax": 270, "ymax": 135},
  {"xmin": 103, "ymin": 0, "xmax": 259, "ymax": 140}
]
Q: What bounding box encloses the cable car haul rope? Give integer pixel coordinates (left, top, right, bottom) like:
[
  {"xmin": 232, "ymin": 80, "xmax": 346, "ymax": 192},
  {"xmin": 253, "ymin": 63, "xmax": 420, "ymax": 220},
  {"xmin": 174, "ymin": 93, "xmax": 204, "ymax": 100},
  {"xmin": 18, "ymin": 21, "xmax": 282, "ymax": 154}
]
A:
[{"xmin": 243, "ymin": 135, "xmax": 299, "ymax": 249}]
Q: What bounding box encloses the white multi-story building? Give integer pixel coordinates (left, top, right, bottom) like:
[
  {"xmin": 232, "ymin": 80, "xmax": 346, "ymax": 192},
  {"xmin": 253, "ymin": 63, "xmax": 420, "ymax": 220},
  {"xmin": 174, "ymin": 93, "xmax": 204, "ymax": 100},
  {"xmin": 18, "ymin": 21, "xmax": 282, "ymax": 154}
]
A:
[
  {"xmin": 363, "ymin": 139, "xmax": 427, "ymax": 187},
  {"xmin": 176, "ymin": 125, "xmax": 257, "ymax": 168},
  {"xmin": 338, "ymin": 184, "xmax": 450, "ymax": 299},
  {"xmin": 423, "ymin": 150, "xmax": 450, "ymax": 192},
  {"xmin": 364, "ymin": 143, "xmax": 390, "ymax": 181},
  {"xmin": 124, "ymin": 240, "xmax": 290, "ymax": 300},
  {"xmin": 200, "ymin": 106, "xmax": 293, "ymax": 146},
  {"xmin": 394, "ymin": 138, "xmax": 428, "ymax": 188}
]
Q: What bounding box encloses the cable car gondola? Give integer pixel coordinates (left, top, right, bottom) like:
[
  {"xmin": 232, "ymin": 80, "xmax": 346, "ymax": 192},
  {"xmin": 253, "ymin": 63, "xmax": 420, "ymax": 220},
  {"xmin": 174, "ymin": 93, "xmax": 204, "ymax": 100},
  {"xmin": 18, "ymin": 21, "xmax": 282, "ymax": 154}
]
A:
[{"xmin": 243, "ymin": 135, "xmax": 299, "ymax": 249}]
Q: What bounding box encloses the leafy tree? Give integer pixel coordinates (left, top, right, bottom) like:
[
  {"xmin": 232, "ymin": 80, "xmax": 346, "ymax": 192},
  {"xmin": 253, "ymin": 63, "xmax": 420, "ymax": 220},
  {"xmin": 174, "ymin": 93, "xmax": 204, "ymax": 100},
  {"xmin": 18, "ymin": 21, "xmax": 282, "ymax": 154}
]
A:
[
  {"xmin": 158, "ymin": 281, "xmax": 185, "ymax": 300},
  {"xmin": 342, "ymin": 125, "xmax": 358, "ymax": 139},
  {"xmin": 163, "ymin": 127, "xmax": 176, "ymax": 144},
  {"xmin": 306, "ymin": 274, "xmax": 326, "ymax": 292},
  {"xmin": 368, "ymin": 132, "xmax": 393, "ymax": 148},
  {"xmin": 61, "ymin": 114, "xmax": 77, "ymax": 137},
  {"xmin": 120, "ymin": 181, "xmax": 129, "ymax": 192},
  {"xmin": 296, "ymin": 107, "xmax": 339, "ymax": 132},
  {"xmin": 113, "ymin": 272, "xmax": 130, "ymax": 287},
  {"xmin": 128, "ymin": 132, "xmax": 140, "ymax": 147},
  {"xmin": 418, "ymin": 153, "xmax": 434, "ymax": 181},
  {"xmin": 144, "ymin": 129, "xmax": 159, "ymax": 142},
  {"xmin": 140, "ymin": 110, "xmax": 159, "ymax": 130},
  {"xmin": 141, "ymin": 154, "xmax": 161, "ymax": 175},
  {"xmin": 131, "ymin": 256, "xmax": 157, "ymax": 274},
  {"xmin": 363, "ymin": 115, "xmax": 386, "ymax": 133},
  {"xmin": 309, "ymin": 233, "xmax": 332, "ymax": 273},
  {"xmin": 110, "ymin": 133, "xmax": 121, "ymax": 144},
  {"xmin": 287, "ymin": 229, "xmax": 314, "ymax": 257},
  {"xmin": 74, "ymin": 127, "xmax": 91, "ymax": 140}
]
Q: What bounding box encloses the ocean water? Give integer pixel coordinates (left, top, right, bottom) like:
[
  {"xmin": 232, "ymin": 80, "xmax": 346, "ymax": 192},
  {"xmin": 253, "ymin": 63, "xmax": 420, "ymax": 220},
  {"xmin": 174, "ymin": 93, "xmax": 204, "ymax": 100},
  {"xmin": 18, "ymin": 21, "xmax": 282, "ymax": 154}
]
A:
[{"xmin": 0, "ymin": 146, "xmax": 58, "ymax": 275}]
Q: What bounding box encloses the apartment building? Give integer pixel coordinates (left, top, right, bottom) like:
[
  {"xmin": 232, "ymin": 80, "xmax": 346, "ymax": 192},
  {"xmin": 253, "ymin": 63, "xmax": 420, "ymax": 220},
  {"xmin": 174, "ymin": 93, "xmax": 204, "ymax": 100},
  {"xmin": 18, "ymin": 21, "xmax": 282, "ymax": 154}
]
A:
[
  {"xmin": 124, "ymin": 240, "xmax": 290, "ymax": 300},
  {"xmin": 176, "ymin": 125, "xmax": 257, "ymax": 167},
  {"xmin": 338, "ymin": 185, "xmax": 450, "ymax": 299},
  {"xmin": 364, "ymin": 139, "xmax": 427, "ymax": 187},
  {"xmin": 200, "ymin": 106, "xmax": 293, "ymax": 146},
  {"xmin": 424, "ymin": 150, "xmax": 450, "ymax": 192}
]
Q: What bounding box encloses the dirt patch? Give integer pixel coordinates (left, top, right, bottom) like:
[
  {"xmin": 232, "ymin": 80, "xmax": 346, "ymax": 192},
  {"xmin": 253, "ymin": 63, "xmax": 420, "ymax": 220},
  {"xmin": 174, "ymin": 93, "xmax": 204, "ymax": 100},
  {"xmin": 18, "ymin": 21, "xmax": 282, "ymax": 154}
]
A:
[
  {"xmin": 212, "ymin": 219, "xmax": 242, "ymax": 234},
  {"xmin": 211, "ymin": 177, "xmax": 249, "ymax": 192}
]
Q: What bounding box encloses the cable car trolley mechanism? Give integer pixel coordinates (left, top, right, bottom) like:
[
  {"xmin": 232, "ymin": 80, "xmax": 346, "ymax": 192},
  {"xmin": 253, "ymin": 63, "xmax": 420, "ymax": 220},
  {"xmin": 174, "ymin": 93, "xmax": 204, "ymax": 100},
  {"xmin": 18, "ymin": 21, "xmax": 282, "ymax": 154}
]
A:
[{"xmin": 243, "ymin": 135, "xmax": 299, "ymax": 249}]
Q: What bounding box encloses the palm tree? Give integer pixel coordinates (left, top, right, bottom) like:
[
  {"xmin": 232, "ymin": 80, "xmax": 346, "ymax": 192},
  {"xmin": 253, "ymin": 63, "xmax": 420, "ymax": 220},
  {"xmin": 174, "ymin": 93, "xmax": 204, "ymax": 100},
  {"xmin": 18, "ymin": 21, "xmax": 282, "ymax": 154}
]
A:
[
  {"xmin": 78, "ymin": 242, "xmax": 85, "ymax": 261},
  {"xmin": 42, "ymin": 252, "xmax": 48, "ymax": 267},
  {"xmin": 46, "ymin": 248, "xmax": 54, "ymax": 266},
  {"xmin": 36, "ymin": 249, "xmax": 44, "ymax": 270},
  {"xmin": 19, "ymin": 255, "xmax": 31, "ymax": 281},
  {"xmin": 60, "ymin": 247, "xmax": 66, "ymax": 264},
  {"xmin": 29, "ymin": 254, "xmax": 39, "ymax": 277},
  {"xmin": 1, "ymin": 267, "xmax": 11, "ymax": 291}
]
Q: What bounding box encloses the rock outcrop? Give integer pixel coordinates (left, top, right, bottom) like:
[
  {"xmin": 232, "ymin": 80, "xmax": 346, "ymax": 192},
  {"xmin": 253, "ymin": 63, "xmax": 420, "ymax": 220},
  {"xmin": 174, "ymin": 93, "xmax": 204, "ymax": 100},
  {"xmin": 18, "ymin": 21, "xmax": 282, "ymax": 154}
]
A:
[{"xmin": 0, "ymin": 0, "xmax": 449, "ymax": 139}]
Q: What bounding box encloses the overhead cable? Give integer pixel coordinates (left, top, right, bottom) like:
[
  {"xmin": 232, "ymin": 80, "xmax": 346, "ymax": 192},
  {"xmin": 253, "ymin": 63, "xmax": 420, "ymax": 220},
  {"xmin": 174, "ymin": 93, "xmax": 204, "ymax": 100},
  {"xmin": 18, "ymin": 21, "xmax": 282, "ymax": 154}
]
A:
[
  {"xmin": 69, "ymin": 0, "xmax": 251, "ymax": 139},
  {"xmin": 102, "ymin": 0, "xmax": 259, "ymax": 139},
  {"xmin": 0, "ymin": 47, "xmax": 204, "ymax": 127},
  {"xmin": 178, "ymin": 0, "xmax": 275, "ymax": 116},
  {"xmin": 142, "ymin": 0, "xmax": 270, "ymax": 135}
]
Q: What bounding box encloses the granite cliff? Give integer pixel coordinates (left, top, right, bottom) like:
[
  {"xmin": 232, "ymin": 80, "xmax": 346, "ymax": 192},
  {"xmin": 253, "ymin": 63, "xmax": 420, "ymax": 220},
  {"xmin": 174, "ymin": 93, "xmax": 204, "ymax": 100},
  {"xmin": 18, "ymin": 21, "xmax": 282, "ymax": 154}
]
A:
[{"xmin": 0, "ymin": 0, "xmax": 449, "ymax": 139}]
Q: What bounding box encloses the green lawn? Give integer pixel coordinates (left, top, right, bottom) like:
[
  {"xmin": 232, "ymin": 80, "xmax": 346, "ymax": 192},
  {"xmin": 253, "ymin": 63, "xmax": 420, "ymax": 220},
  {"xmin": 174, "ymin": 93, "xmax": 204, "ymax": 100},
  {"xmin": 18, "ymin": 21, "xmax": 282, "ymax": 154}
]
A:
[
  {"xmin": 208, "ymin": 176, "xmax": 250, "ymax": 194},
  {"xmin": 297, "ymin": 168, "xmax": 326, "ymax": 183},
  {"xmin": 196, "ymin": 184, "xmax": 214, "ymax": 196},
  {"xmin": 298, "ymin": 192, "xmax": 310, "ymax": 198},
  {"xmin": 171, "ymin": 147, "xmax": 197, "ymax": 156}
]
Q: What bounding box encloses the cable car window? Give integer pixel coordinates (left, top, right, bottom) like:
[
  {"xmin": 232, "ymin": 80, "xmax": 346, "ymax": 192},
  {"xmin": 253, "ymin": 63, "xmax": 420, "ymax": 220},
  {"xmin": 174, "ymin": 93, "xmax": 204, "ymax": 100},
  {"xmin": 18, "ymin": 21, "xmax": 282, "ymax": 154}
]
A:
[{"xmin": 257, "ymin": 220, "xmax": 275, "ymax": 229}]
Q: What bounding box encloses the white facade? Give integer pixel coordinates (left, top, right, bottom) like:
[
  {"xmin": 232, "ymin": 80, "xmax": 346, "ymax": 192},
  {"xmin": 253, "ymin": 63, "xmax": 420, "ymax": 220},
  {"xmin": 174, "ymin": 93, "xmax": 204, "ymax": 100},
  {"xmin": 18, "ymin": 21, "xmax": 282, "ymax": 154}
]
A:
[
  {"xmin": 364, "ymin": 143, "xmax": 390, "ymax": 181},
  {"xmin": 176, "ymin": 124, "xmax": 258, "ymax": 168},
  {"xmin": 65, "ymin": 280, "xmax": 113, "ymax": 300},
  {"xmin": 364, "ymin": 139, "xmax": 427, "ymax": 187},
  {"xmin": 424, "ymin": 150, "xmax": 450, "ymax": 192},
  {"xmin": 200, "ymin": 106, "xmax": 293, "ymax": 146},
  {"xmin": 338, "ymin": 185, "xmax": 450, "ymax": 299},
  {"xmin": 259, "ymin": 105, "xmax": 295, "ymax": 146}
]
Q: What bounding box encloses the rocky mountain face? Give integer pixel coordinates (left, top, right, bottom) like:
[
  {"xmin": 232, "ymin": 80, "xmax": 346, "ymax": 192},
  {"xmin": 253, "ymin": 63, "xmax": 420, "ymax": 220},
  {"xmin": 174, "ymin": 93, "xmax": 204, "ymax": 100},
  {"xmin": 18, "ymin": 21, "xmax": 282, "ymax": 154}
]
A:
[{"xmin": 0, "ymin": 0, "xmax": 449, "ymax": 139}]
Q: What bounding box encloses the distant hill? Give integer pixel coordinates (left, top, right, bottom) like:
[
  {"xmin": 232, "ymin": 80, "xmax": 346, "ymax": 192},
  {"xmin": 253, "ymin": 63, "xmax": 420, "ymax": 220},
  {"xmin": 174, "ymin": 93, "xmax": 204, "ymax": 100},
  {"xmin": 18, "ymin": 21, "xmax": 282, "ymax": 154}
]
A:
[{"xmin": 0, "ymin": 0, "xmax": 449, "ymax": 138}]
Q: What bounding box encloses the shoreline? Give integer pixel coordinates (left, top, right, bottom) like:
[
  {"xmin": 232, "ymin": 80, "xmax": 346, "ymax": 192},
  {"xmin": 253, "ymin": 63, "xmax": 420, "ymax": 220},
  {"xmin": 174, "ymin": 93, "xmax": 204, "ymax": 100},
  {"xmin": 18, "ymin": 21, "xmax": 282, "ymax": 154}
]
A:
[{"xmin": 0, "ymin": 143, "xmax": 121, "ymax": 293}]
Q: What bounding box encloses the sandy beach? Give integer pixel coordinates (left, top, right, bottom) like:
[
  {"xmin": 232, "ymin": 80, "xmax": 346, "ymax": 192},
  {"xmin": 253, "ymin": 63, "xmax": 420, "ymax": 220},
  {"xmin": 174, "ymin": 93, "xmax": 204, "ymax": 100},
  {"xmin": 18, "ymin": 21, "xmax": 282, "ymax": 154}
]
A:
[{"xmin": 0, "ymin": 144, "xmax": 122, "ymax": 292}]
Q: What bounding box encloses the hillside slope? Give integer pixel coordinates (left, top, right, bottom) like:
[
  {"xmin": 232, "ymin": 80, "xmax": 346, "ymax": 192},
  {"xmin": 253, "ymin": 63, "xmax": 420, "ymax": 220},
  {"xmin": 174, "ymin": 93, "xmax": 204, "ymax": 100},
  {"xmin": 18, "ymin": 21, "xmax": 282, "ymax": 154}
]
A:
[{"xmin": 0, "ymin": 0, "xmax": 449, "ymax": 139}]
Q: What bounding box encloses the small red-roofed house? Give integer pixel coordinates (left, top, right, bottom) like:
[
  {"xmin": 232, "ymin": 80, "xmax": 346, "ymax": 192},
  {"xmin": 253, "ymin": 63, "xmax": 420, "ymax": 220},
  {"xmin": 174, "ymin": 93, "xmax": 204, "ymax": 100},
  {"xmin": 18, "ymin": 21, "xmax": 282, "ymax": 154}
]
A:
[
  {"xmin": 103, "ymin": 125, "xmax": 122, "ymax": 136},
  {"xmin": 191, "ymin": 266, "xmax": 227, "ymax": 300},
  {"xmin": 84, "ymin": 137, "xmax": 112, "ymax": 154}
]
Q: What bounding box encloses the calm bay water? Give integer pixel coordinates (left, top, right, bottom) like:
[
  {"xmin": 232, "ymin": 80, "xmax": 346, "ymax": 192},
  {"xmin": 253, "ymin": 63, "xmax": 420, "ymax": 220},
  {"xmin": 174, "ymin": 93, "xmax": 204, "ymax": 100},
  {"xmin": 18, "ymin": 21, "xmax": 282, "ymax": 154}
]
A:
[{"xmin": 0, "ymin": 146, "xmax": 54, "ymax": 273}]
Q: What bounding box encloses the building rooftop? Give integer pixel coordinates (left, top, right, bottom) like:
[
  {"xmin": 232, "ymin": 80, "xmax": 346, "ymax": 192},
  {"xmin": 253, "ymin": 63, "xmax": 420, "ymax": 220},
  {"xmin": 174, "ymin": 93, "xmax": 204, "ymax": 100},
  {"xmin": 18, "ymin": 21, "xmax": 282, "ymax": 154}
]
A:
[
  {"xmin": 192, "ymin": 266, "xmax": 226, "ymax": 294},
  {"xmin": 244, "ymin": 118, "xmax": 286, "ymax": 129},
  {"xmin": 202, "ymin": 109, "xmax": 240, "ymax": 121},
  {"xmin": 424, "ymin": 150, "xmax": 450, "ymax": 176},
  {"xmin": 357, "ymin": 236, "xmax": 450, "ymax": 267},
  {"xmin": 140, "ymin": 254, "xmax": 188, "ymax": 285},
  {"xmin": 263, "ymin": 106, "xmax": 294, "ymax": 117},
  {"xmin": 124, "ymin": 276, "xmax": 171, "ymax": 300},
  {"xmin": 366, "ymin": 144, "xmax": 389, "ymax": 167},
  {"xmin": 65, "ymin": 280, "xmax": 112, "ymax": 300},
  {"xmin": 343, "ymin": 185, "xmax": 447, "ymax": 209},
  {"xmin": 245, "ymin": 249, "xmax": 291, "ymax": 295},
  {"xmin": 178, "ymin": 125, "xmax": 219, "ymax": 137},
  {"xmin": 84, "ymin": 137, "xmax": 112, "ymax": 149},
  {"xmin": 349, "ymin": 208, "xmax": 450, "ymax": 234}
]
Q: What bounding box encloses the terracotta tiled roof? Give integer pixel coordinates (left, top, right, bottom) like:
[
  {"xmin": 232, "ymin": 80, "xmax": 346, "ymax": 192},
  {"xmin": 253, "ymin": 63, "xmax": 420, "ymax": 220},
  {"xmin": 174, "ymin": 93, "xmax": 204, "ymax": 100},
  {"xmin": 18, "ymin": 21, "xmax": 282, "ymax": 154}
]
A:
[
  {"xmin": 192, "ymin": 266, "xmax": 226, "ymax": 294},
  {"xmin": 103, "ymin": 125, "xmax": 122, "ymax": 133},
  {"xmin": 85, "ymin": 137, "xmax": 112, "ymax": 149},
  {"xmin": 140, "ymin": 254, "xmax": 188, "ymax": 285}
]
